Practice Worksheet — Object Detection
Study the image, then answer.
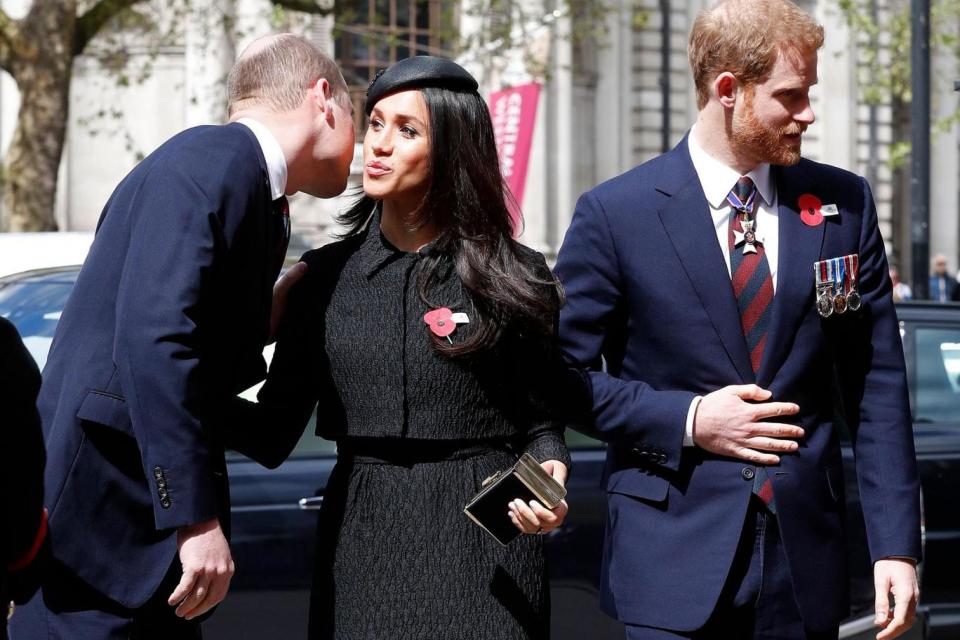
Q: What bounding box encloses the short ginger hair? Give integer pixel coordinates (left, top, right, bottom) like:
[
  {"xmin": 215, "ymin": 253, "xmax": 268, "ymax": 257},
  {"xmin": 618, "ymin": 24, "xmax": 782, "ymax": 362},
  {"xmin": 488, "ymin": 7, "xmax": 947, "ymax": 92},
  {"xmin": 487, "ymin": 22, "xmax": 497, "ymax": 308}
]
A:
[{"xmin": 688, "ymin": 0, "xmax": 824, "ymax": 109}]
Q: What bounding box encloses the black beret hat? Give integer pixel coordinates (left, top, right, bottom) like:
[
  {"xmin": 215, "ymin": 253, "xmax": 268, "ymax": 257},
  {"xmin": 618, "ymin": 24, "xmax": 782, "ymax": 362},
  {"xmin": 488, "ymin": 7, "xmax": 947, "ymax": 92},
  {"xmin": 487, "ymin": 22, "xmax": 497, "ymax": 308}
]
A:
[{"xmin": 365, "ymin": 56, "xmax": 479, "ymax": 115}]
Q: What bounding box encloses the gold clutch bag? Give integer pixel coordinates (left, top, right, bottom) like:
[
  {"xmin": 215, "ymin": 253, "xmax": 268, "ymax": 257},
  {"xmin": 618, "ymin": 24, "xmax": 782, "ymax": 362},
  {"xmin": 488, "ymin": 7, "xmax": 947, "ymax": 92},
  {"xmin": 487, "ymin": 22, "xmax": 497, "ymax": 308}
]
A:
[{"xmin": 463, "ymin": 453, "xmax": 567, "ymax": 546}]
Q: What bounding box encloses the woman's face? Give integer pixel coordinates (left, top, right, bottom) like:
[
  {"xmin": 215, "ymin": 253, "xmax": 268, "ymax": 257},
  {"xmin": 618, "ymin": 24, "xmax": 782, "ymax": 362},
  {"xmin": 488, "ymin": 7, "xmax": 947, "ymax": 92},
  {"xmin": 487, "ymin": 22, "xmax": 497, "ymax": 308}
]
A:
[{"xmin": 363, "ymin": 89, "xmax": 432, "ymax": 208}]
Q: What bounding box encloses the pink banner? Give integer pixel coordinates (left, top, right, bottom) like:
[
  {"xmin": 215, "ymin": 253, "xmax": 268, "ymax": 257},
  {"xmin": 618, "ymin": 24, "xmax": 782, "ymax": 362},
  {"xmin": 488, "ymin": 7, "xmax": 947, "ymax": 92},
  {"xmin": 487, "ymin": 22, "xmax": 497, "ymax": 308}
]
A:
[{"xmin": 489, "ymin": 83, "xmax": 541, "ymax": 231}]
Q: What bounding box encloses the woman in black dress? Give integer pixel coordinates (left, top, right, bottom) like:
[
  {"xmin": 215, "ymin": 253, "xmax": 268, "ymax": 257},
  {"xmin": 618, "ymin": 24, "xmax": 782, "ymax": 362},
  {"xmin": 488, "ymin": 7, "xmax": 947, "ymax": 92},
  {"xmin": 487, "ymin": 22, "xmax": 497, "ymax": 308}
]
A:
[{"xmin": 234, "ymin": 56, "xmax": 570, "ymax": 639}]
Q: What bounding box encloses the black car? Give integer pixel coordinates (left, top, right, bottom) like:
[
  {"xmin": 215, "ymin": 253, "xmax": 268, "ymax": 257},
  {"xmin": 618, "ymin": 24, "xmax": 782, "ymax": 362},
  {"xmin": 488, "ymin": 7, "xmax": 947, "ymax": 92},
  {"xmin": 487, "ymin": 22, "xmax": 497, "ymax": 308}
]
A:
[{"xmin": 2, "ymin": 266, "xmax": 947, "ymax": 640}]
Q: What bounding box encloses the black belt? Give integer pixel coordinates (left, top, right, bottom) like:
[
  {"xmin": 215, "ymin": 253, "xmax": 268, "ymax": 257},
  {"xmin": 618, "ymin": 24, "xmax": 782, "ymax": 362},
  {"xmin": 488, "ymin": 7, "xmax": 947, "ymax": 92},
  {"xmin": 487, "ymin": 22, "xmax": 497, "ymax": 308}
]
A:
[{"xmin": 338, "ymin": 437, "xmax": 519, "ymax": 465}]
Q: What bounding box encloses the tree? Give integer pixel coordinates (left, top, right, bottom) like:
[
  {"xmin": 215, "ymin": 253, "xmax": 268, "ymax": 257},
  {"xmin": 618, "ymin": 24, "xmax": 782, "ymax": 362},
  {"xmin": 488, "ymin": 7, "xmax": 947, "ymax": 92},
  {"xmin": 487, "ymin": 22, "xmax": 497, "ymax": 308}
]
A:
[
  {"xmin": 0, "ymin": 0, "xmax": 331, "ymax": 232},
  {"xmin": 1, "ymin": 0, "xmax": 625, "ymax": 231},
  {"xmin": 835, "ymin": 0, "xmax": 960, "ymax": 167}
]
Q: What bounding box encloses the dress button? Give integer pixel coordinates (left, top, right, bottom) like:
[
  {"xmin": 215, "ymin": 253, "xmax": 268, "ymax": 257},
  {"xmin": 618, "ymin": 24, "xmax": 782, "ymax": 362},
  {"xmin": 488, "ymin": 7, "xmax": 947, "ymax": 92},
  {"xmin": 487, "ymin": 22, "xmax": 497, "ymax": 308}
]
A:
[{"xmin": 741, "ymin": 467, "xmax": 755, "ymax": 481}]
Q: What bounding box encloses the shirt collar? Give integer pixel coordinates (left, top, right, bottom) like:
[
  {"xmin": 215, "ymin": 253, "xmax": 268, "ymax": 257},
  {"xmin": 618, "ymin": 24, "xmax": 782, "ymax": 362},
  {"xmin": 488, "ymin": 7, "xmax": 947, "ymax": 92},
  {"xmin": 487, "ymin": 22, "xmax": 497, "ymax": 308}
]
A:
[
  {"xmin": 687, "ymin": 124, "xmax": 774, "ymax": 209},
  {"xmin": 236, "ymin": 118, "xmax": 287, "ymax": 200}
]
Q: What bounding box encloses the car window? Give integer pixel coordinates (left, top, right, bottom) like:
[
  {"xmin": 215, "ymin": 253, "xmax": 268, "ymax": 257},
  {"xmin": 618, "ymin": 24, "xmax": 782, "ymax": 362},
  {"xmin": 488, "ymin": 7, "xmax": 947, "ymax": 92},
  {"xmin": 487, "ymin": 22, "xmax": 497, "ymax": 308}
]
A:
[
  {"xmin": 0, "ymin": 279, "xmax": 74, "ymax": 370},
  {"xmin": 913, "ymin": 325, "xmax": 960, "ymax": 423},
  {"xmin": 565, "ymin": 428, "xmax": 604, "ymax": 450}
]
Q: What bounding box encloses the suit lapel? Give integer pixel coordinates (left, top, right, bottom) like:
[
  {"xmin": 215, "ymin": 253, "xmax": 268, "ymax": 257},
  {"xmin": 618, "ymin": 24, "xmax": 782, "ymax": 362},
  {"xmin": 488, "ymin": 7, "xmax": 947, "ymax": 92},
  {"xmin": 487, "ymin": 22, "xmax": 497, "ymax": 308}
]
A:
[
  {"xmin": 656, "ymin": 141, "xmax": 754, "ymax": 383},
  {"xmin": 756, "ymin": 164, "xmax": 826, "ymax": 385}
]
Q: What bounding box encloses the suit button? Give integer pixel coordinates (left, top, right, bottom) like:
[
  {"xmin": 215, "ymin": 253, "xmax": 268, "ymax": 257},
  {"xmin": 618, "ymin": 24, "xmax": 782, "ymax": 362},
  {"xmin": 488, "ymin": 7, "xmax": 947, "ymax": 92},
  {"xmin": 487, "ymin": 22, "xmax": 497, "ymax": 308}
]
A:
[
  {"xmin": 741, "ymin": 467, "xmax": 755, "ymax": 481},
  {"xmin": 153, "ymin": 467, "xmax": 163, "ymax": 479},
  {"xmin": 158, "ymin": 488, "xmax": 168, "ymax": 499},
  {"xmin": 157, "ymin": 479, "xmax": 167, "ymax": 489},
  {"xmin": 659, "ymin": 453, "xmax": 668, "ymax": 464},
  {"xmin": 630, "ymin": 447, "xmax": 641, "ymax": 456},
  {"xmin": 160, "ymin": 498, "xmax": 172, "ymax": 509}
]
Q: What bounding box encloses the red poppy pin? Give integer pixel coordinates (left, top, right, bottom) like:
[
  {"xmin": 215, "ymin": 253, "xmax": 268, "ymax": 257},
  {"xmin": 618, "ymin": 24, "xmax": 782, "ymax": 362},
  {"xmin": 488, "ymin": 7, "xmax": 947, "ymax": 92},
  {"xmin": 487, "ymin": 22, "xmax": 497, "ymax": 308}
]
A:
[
  {"xmin": 424, "ymin": 307, "xmax": 470, "ymax": 343},
  {"xmin": 798, "ymin": 193, "xmax": 823, "ymax": 227}
]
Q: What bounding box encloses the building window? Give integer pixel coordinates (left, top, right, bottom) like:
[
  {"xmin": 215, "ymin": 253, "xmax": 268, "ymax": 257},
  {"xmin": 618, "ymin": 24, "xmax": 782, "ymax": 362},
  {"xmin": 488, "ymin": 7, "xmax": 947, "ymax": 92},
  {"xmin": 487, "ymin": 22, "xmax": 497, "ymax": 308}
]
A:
[{"xmin": 336, "ymin": 0, "xmax": 451, "ymax": 137}]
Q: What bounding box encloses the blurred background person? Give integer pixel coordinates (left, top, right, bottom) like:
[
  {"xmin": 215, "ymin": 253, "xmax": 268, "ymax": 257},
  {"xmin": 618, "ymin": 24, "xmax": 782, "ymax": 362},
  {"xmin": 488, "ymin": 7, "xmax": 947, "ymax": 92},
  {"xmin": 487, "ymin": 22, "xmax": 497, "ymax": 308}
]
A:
[
  {"xmin": 891, "ymin": 266, "xmax": 913, "ymax": 302},
  {"xmin": 928, "ymin": 254, "xmax": 956, "ymax": 302},
  {"xmin": 1, "ymin": 317, "xmax": 45, "ymax": 640}
]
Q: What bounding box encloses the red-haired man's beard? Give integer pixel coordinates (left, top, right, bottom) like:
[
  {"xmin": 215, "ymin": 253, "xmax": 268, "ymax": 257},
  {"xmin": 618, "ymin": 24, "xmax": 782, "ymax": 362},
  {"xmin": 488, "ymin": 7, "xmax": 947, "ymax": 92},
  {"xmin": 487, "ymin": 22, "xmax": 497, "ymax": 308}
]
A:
[{"xmin": 731, "ymin": 89, "xmax": 806, "ymax": 167}]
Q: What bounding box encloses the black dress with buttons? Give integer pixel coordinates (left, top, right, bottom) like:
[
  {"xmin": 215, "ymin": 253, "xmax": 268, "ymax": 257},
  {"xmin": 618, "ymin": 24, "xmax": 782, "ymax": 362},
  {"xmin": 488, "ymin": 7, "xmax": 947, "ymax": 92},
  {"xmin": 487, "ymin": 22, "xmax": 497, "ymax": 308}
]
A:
[{"xmin": 253, "ymin": 215, "xmax": 571, "ymax": 640}]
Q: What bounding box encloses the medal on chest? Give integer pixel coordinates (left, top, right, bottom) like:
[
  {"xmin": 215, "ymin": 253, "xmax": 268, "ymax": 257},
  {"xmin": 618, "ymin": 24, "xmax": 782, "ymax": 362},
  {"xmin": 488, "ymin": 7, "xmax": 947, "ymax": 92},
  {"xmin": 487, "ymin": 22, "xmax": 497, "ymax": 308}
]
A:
[{"xmin": 733, "ymin": 214, "xmax": 764, "ymax": 255}]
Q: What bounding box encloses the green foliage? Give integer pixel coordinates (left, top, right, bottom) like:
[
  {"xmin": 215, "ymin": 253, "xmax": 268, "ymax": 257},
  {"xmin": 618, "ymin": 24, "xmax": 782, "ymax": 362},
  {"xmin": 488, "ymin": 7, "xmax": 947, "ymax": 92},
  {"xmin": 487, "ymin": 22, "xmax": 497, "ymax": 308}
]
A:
[
  {"xmin": 836, "ymin": 0, "xmax": 960, "ymax": 168},
  {"xmin": 457, "ymin": 0, "xmax": 646, "ymax": 81}
]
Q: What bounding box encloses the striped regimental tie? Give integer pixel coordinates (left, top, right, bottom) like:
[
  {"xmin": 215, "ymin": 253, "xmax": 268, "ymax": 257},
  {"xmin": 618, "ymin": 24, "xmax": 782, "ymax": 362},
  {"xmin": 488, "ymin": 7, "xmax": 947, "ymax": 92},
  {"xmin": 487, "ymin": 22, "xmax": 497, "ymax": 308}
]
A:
[{"xmin": 727, "ymin": 176, "xmax": 776, "ymax": 513}]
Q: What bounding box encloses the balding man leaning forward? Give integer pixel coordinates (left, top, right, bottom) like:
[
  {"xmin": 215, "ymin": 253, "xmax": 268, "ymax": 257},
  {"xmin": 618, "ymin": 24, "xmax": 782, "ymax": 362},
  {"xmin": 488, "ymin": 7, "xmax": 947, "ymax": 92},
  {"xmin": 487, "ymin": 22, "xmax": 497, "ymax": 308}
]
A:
[{"xmin": 10, "ymin": 34, "xmax": 355, "ymax": 640}]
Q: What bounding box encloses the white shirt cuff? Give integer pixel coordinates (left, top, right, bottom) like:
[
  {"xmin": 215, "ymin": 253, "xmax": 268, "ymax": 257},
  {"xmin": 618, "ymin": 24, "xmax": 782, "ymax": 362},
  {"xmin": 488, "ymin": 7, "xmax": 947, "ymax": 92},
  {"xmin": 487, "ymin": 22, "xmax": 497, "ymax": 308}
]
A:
[{"xmin": 684, "ymin": 396, "xmax": 702, "ymax": 447}]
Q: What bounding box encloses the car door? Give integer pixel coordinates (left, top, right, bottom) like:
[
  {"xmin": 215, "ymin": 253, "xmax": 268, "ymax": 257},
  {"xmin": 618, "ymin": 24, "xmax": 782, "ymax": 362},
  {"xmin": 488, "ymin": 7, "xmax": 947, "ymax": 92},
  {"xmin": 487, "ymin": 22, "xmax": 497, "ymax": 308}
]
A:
[
  {"xmin": 205, "ymin": 410, "xmax": 335, "ymax": 640},
  {"xmin": 901, "ymin": 317, "xmax": 960, "ymax": 636},
  {"xmin": 547, "ymin": 430, "xmax": 624, "ymax": 640}
]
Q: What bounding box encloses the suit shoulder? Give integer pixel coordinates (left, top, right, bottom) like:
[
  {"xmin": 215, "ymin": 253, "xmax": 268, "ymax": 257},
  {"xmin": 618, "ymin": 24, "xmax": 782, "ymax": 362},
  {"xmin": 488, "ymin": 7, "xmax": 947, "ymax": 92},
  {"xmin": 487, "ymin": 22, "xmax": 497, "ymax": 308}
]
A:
[
  {"xmin": 136, "ymin": 125, "xmax": 265, "ymax": 204},
  {"xmin": 794, "ymin": 157, "xmax": 864, "ymax": 186},
  {"xmin": 787, "ymin": 158, "xmax": 871, "ymax": 211},
  {"xmin": 588, "ymin": 156, "xmax": 665, "ymax": 199},
  {"xmin": 576, "ymin": 154, "xmax": 672, "ymax": 224},
  {"xmin": 186, "ymin": 125, "xmax": 262, "ymax": 181},
  {"xmin": 0, "ymin": 315, "xmax": 18, "ymax": 340},
  {"xmin": 0, "ymin": 317, "xmax": 40, "ymax": 388}
]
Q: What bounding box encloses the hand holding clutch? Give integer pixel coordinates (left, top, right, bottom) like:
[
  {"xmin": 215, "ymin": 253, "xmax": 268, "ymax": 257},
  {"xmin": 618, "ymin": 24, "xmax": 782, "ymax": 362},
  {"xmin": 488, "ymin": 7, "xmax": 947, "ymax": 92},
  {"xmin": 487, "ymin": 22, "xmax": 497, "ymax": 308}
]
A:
[{"xmin": 463, "ymin": 454, "xmax": 568, "ymax": 545}]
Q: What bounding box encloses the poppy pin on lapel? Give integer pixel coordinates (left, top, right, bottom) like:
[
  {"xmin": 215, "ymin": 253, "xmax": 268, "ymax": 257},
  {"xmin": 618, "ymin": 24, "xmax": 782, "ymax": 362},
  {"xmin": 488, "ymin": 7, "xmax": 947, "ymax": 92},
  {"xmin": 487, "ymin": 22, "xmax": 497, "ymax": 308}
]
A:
[
  {"xmin": 798, "ymin": 194, "xmax": 823, "ymax": 226},
  {"xmin": 799, "ymin": 194, "xmax": 839, "ymax": 227},
  {"xmin": 424, "ymin": 307, "xmax": 470, "ymax": 344}
]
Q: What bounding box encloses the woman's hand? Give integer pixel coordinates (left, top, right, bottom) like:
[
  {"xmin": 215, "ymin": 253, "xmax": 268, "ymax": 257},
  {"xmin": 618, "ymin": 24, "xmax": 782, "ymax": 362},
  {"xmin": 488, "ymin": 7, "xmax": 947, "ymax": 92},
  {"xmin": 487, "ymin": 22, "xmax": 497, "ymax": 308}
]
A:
[{"xmin": 508, "ymin": 460, "xmax": 569, "ymax": 535}]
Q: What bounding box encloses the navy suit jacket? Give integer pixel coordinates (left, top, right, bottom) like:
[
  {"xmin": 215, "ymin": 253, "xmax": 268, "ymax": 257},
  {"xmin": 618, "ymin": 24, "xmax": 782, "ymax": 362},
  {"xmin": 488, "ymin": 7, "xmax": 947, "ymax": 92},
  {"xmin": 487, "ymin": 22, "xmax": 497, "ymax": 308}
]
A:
[
  {"xmin": 38, "ymin": 123, "xmax": 284, "ymax": 608},
  {"xmin": 928, "ymin": 274, "xmax": 956, "ymax": 302},
  {"xmin": 554, "ymin": 139, "xmax": 922, "ymax": 632}
]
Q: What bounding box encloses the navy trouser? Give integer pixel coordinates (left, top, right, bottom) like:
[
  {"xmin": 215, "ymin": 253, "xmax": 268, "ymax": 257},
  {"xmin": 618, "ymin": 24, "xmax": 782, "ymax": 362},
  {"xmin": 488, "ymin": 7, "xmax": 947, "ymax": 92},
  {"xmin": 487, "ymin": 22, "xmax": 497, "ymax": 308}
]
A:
[
  {"xmin": 625, "ymin": 501, "xmax": 840, "ymax": 640},
  {"xmin": 9, "ymin": 559, "xmax": 201, "ymax": 640}
]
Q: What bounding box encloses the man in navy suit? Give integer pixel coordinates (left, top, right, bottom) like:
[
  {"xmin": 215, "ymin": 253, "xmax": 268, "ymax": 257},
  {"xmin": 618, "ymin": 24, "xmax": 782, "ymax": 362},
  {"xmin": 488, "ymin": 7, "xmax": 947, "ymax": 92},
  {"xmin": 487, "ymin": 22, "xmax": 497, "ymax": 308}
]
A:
[
  {"xmin": 928, "ymin": 254, "xmax": 956, "ymax": 302},
  {"xmin": 554, "ymin": 1, "xmax": 921, "ymax": 638},
  {"xmin": 2, "ymin": 317, "xmax": 46, "ymax": 640},
  {"xmin": 11, "ymin": 33, "xmax": 355, "ymax": 639}
]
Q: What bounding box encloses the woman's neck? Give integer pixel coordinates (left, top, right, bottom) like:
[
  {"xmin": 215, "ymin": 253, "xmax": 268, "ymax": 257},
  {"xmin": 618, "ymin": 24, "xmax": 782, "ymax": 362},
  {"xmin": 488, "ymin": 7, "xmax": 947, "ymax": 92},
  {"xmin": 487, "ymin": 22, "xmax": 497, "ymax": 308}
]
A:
[{"xmin": 379, "ymin": 199, "xmax": 438, "ymax": 252}]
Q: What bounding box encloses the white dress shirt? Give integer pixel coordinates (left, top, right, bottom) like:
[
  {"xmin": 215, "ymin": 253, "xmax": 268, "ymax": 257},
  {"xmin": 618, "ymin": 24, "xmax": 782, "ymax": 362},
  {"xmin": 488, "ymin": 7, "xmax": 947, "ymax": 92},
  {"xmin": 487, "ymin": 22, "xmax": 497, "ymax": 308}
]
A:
[
  {"xmin": 236, "ymin": 117, "xmax": 288, "ymax": 200},
  {"xmin": 682, "ymin": 125, "xmax": 781, "ymax": 446}
]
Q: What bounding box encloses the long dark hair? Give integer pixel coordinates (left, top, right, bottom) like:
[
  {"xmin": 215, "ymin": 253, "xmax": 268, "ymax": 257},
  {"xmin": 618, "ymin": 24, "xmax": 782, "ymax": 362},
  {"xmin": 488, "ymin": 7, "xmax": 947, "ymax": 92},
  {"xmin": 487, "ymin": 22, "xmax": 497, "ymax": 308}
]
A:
[{"xmin": 339, "ymin": 86, "xmax": 562, "ymax": 357}]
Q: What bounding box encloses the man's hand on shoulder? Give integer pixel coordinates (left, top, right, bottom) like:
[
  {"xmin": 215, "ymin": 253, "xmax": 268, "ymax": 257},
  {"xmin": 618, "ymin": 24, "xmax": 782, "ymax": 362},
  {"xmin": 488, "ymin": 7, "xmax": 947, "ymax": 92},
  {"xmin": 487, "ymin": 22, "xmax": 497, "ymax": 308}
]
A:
[
  {"xmin": 168, "ymin": 517, "xmax": 235, "ymax": 620},
  {"xmin": 874, "ymin": 558, "xmax": 919, "ymax": 640},
  {"xmin": 693, "ymin": 384, "xmax": 803, "ymax": 464}
]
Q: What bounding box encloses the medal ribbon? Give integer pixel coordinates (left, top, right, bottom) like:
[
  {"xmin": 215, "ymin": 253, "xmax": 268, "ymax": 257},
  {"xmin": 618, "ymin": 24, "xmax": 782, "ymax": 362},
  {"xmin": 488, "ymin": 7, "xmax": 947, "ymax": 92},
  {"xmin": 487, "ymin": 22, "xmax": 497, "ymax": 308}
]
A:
[
  {"xmin": 833, "ymin": 257, "xmax": 845, "ymax": 295},
  {"xmin": 844, "ymin": 254, "xmax": 858, "ymax": 293},
  {"xmin": 815, "ymin": 260, "xmax": 828, "ymax": 287}
]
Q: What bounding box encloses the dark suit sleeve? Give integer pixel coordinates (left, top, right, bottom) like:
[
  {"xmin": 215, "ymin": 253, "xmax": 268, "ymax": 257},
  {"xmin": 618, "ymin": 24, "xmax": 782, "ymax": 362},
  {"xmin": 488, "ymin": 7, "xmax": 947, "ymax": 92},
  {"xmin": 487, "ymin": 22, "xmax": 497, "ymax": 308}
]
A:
[
  {"xmin": 554, "ymin": 191, "xmax": 696, "ymax": 471},
  {"xmin": 1, "ymin": 318, "xmax": 47, "ymax": 596},
  {"xmin": 840, "ymin": 177, "xmax": 922, "ymax": 562},
  {"xmin": 509, "ymin": 254, "xmax": 571, "ymax": 469},
  {"xmin": 218, "ymin": 266, "xmax": 326, "ymax": 469},
  {"xmin": 112, "ymin": 165, "xmax": 252, "ymax": 531}
]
